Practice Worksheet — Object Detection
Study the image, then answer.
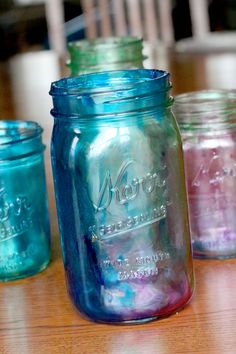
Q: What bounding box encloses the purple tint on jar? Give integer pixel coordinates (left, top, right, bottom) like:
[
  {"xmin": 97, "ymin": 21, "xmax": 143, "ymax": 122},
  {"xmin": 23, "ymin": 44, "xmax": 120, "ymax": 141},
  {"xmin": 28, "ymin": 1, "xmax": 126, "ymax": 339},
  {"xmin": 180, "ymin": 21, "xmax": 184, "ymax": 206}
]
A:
[{"xmin": 175, "ymin": 90, "xmax": 236, "ymax": 259}]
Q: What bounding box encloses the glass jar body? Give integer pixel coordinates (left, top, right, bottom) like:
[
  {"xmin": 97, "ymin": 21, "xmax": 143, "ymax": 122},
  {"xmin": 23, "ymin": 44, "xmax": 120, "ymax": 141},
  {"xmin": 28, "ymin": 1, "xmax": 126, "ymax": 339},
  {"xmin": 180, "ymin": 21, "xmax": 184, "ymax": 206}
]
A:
[
  {"xmin": 174, "ymin": 90, "xmax": 236, "ymax": 259},
  {"xmin": 0, "ymin": 121, "xmax": 50, "ymax": 281},
  {"xmin": 50, "ymin": 70, "xmax": 193, "ymax": 324},
  {"xmin": 67, "ymin": 37, "xmax": 145, "ymax": 76}
]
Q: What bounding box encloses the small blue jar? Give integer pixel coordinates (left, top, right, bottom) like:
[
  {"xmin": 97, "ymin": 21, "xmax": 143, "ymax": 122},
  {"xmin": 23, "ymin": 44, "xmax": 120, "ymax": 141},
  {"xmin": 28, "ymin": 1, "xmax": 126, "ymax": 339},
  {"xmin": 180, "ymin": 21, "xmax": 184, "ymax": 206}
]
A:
[
  {"xmin": 50, "ymin": 70, "xmax": 194, "ymax": 324},
  {"xmin": 0, "ymin": 120, "xmax": 50, "ymax": 281}
]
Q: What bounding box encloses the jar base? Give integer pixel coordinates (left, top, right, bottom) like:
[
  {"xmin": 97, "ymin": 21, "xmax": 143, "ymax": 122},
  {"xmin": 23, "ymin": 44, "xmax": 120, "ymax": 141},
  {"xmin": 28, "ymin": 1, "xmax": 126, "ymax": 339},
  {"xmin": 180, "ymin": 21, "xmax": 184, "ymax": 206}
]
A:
[
  {"xmin": 193, "ymin": 251, "xmax": 236, "ymax": 260},
  {"xmin": 74, "ymin": 287, "xmax": 194, "ymax": 325},
  {"xmin": 0, "ymin": 258, "xmax": 50, "ymax": 282}
]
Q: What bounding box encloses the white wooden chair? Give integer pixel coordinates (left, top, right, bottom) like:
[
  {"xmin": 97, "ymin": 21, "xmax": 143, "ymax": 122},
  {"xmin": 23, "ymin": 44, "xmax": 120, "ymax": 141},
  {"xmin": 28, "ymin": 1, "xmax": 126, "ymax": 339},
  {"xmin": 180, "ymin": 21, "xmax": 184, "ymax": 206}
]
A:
[
  {"xmin": 80, "ymin": 0, "xmax": 174, "ymax": 46},
  {"xmin": 81, "ymin": 0, "xmax": 236, "ymax": 54},
  {"xmin": 12, "ymin": 0, "xmax": 212, "ymax": 56},
  {"xmin": 80, "ymin": 0, "xmax": 211, "ymax": 45}
]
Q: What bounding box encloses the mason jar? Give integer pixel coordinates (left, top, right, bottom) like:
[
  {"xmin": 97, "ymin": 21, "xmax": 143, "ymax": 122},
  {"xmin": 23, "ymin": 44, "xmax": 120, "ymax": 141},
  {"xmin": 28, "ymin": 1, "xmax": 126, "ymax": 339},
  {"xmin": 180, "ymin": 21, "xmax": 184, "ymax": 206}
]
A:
[
  {"xmin": 174, "ymin": 90, "xmax": 236, "ymax": 259},
  {"xmin": 0, "ymin": 120, "xmax": 50, "ymax": 281},
  {"xmin": 67, "ymin": 36, "xmax": 146, "ymax": 76},
  {"xmin": 50, "ymin": 69, "xmax": 194, "ymax": 324}
]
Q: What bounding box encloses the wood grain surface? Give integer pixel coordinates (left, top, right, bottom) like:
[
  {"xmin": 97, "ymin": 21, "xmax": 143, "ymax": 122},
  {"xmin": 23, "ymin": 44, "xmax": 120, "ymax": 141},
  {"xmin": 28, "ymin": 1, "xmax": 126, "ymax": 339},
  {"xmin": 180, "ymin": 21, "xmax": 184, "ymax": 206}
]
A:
[{"xmin": 1, "ymin": 48, "xmax": 236, "ymax": 354}]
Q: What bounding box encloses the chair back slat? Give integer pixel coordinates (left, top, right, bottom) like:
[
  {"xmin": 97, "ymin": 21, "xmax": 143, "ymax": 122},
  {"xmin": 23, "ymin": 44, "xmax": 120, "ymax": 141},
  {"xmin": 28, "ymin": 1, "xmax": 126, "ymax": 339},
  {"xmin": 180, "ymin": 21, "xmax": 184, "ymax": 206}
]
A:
[
  {"xmin": 81, "ymin": 0, "xmax": 97, "ymax": 38},
  {"xmin": 112, "ymin": 0, "xmax": 127, "ymax": 36},
  {"xmin": 45, "ymin": 0, "xmax": 66, "ymax": 56},
  {"xmin": 126, "ymin": 0, "xmax": 143, "ymax": 37},
  {"xmin": 189, "ymin": 0, "xmax": 210, "ymax": 38},
  {"xmin": 98, "ymin": 0, "xmax": 113, "ymax": 36},
  {"xmin": 143, "ymin": 0, "xmax": 159, "ymax": 42},
  {"xmin": 157, "ymin": 0, "xmax": 174, "ymax": 44}
]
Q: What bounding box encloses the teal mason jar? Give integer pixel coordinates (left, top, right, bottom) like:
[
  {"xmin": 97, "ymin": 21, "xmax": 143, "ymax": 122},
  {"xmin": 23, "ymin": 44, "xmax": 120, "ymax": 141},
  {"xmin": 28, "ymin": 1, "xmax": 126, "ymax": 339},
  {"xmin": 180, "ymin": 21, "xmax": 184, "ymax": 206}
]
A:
[
  {"xmin": 50, "ymin": 69, "xmax": 194, "ymax": 324},
  {"xmin": 0, "ymin": 121, "xmax": 50, "ymax": 281}
]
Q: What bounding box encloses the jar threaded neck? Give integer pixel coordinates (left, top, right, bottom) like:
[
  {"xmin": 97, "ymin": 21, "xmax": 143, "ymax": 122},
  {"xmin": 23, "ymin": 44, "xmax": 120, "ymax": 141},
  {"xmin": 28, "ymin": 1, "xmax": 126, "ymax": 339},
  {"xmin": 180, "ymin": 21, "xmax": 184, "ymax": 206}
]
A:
[
  {"xmin": 174, "ymin": 90, "xmax": 236, "ymax": 132},
  {"xmin": 67, "ymin": 36, "xmax": 146, "ymax": 76},
  {"xmin": 50, "ymin": 69, "xmax": 172, "ymax": 121}
]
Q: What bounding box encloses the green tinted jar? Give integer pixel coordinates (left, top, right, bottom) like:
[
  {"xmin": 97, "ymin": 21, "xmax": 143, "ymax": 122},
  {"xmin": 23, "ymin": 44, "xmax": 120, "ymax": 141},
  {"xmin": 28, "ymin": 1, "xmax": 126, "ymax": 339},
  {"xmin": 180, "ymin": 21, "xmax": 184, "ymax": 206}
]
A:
[{"xmin": 67, "ymin": 36, "xmax": 146, "ymax": 76}]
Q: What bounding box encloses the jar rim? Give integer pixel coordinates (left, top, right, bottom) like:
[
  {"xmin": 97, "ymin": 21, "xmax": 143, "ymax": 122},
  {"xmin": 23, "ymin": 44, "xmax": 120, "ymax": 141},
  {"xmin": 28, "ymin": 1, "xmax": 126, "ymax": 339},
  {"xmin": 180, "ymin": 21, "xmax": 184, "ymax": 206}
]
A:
[
  {"xmin": 174, "ymin": 90, "xmax": 236, "ymax": 132},
  {"xmin": 68, "ymin": 36, "xmax": 143, "ymax": 51},
  {"xmin": 50, "ymin": 69, "xmax": 170, "ymax": 96},
  {"xmin": 174, "ymin": 89, "xmax": 236, "ymax": 114},
  {"xmin": 67, "ymin": 37, "xmax": 146, "ymax": 74},
  {"xmin": 0, "ymin": 120, "xmax": 43, "ymax": 147},
  {"xmin": 50, "ymin": 69, "xmax": 172, "ymax": 121}
]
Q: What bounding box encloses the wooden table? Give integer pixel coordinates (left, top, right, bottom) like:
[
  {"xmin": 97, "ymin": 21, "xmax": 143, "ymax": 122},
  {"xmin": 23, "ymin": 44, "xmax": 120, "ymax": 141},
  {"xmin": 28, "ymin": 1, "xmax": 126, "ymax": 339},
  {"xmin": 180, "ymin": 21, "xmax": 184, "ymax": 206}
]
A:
[{"xmin": 1, "ymin": 48, "xmax": 236, "ymax": 354}]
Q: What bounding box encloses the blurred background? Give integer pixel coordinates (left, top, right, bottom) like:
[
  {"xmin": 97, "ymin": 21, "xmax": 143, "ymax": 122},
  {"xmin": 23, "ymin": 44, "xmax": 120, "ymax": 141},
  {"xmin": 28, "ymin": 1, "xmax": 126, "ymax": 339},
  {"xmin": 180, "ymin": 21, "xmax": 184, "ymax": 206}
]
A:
[
  {"xmin": 0, "ymin": 0, "xmax": 82, "ymax": 60},
  {"xmin": 0, "ymin": 0, "xmax": 236, "ymax": 60}
]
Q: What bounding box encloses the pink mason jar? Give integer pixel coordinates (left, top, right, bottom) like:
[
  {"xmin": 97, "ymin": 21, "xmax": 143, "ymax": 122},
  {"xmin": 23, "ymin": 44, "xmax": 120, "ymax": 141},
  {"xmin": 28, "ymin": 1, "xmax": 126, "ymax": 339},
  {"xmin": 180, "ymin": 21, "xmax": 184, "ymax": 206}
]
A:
[{"xmin": 174, "ymin": 90, "xmax": 236, "ymax": 259}]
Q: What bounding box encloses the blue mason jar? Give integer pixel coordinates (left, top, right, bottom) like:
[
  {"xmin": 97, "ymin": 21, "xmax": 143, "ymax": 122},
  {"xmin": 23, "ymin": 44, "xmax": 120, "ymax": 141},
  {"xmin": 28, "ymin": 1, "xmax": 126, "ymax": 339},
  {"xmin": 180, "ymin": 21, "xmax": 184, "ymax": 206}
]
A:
[
  {"xmin": 0, "ymin": 120, "xmax": 50, "ymax": 281},
  {"xmin": 50, "ymin": 69, "xmax": 194, "ymax": 324}
]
